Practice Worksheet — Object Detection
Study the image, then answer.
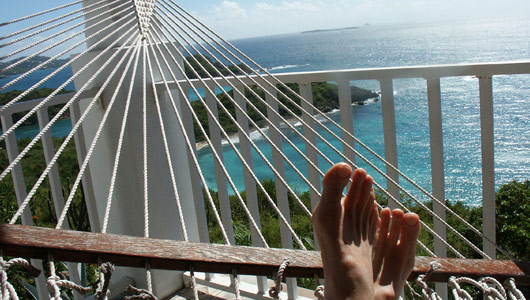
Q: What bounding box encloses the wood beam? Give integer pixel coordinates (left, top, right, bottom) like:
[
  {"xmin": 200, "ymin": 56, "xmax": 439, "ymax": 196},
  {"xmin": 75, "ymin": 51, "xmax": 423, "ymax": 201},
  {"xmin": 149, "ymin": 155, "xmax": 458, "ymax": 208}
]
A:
[{"xmin": 1, "ymin": 224, "xmax": 529, "ymax": 284}]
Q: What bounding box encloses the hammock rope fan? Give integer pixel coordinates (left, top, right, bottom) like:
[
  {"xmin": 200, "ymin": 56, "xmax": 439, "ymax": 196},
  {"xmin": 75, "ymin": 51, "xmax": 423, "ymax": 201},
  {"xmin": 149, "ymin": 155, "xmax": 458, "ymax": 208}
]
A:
[{"xmin": 0, "ymin": 0, "xmax": 527, "ymax": 299}]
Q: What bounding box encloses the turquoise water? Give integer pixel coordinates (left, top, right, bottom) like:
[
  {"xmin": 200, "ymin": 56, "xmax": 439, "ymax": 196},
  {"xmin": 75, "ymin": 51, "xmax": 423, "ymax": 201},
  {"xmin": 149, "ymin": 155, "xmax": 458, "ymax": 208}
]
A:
[
  {"xmin": 3, "ymin": 18, "xmax": 530, "ymax": 205},
  {"xmin": 197, "ymin": 18, "xmax": 530, "ymax": 206}
]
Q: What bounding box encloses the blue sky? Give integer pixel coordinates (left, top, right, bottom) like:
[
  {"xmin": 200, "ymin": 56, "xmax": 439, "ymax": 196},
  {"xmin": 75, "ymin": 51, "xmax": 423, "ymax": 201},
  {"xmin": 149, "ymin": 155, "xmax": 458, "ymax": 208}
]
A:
[
  {"xmin": 2, "ymin": 0, "xmax": 530, "ymax": 40},
  {"xmin": 181, "ymin": 0, "xmax": 530, "ymax": 39}
]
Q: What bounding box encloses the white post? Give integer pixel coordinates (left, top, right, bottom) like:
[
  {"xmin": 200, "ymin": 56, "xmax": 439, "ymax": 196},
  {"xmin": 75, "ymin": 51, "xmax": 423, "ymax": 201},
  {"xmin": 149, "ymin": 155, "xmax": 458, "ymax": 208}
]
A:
[
  {"xmin": 234, "ymin": 85, "xmax": 267, "ymax": 294},
  {"xmin": 426, "ymin": 78, "xmax": 448, "ymax": 298},
  {"xmin": 178, "ymin": 86, "xmax": 209, "ymax": 244},
  {"xmin": 205, "ymin": 85, "xmax": 235, "ymax": 245},
  {"xmin": 338, "ymin": 80, "xmax": 356, "ymax": 167},
  {"xmin": 299, "ymin": 82, "xmax": 321, "ymax": 248},
  {"xmin": 478, "ymin": 76, "xmax": 496, "ymax": 259},
  {"xmin": 379, "ymin": 79, "xmax": 400, "ymax": 208},
  {"xmin": 0, "ymin": 116, "xmax": 49, "ymax": 299},
  {"xmin": 265, "ymin": 86, "xmax": 298, "ymax": 300},
  {"xmin": 37, "ymin": 108, "xmax": 83, "ymax": 300},
  {"xmin": 71, "ymin": 2, "xmax": 201, "ymax": 294}
]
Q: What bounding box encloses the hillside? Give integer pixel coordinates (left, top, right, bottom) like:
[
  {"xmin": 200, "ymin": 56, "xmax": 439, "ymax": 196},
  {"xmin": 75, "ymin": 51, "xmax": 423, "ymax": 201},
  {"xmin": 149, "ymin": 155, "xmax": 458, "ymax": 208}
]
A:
[
  {"xmin": 0, "ymin": 56, "xmax": 69, "ymax": 79},
  {"xmin": 186, "ymin": 55, "xmax": 379, "ymax": 142}
]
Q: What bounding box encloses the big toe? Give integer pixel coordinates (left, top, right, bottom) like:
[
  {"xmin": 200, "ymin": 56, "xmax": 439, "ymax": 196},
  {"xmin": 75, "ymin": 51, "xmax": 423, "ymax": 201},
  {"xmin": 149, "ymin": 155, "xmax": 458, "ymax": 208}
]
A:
[{"xmin": 319, "ymin": 163, "xmax": 352, "ymax": 204}]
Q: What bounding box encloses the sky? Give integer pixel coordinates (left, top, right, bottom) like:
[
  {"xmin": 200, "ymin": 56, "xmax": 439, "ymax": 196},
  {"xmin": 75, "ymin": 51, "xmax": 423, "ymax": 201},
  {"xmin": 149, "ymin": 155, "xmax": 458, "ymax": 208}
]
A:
[
  {"xmin": 181, "ymin": 0, "xmax": 530, "ymax": 39},
  {"xmin": 1, "ymin": 0, "xmax": 530, "ymax": 41}
]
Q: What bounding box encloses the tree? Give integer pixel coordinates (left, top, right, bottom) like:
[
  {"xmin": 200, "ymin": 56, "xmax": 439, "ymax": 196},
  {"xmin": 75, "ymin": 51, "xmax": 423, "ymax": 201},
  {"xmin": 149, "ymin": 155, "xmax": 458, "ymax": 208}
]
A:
[{"xmin": 496, "ymin": 180, "xmax": 530, "ymax": 261}]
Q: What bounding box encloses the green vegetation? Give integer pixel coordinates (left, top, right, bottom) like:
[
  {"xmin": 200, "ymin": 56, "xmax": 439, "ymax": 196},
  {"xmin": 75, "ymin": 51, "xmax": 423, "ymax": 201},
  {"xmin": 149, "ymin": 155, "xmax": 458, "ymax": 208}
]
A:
[
  {"xmin": 0, "ymin": 56, "xmax": 69, "ymax": 79},
  {"xmin": 184, "ymin": 53, "xmax": 378, "ymax": 143},
  {"xmin": 190, "ymin": 81, "xmax": 378, "ymax": 143},
  {"xmin": 0, "ymin": 137, "xmax": 91, "ymax": 299}
]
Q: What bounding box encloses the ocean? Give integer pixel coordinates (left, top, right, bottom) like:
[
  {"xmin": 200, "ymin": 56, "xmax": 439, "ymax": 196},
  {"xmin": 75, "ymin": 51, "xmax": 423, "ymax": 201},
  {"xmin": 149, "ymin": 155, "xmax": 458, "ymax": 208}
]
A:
[{"xmin": 3, "ymin": 17, "xmax": 530, "ymax": 206}]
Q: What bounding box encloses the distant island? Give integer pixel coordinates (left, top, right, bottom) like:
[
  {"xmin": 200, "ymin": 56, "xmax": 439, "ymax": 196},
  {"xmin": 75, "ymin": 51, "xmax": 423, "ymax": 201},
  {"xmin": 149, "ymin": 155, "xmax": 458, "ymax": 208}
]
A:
[
  {"xmin": 0, "ymin": 56, "xmax": 70, "ymax": 79},
  {"xmin": 302, "ymin": 27, "xmax": 359, "ymax": 34}
]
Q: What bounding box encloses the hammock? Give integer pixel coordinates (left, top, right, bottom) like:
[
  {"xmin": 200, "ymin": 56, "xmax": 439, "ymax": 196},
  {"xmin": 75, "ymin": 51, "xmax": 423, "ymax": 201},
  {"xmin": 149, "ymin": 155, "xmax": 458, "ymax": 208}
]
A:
[{"xmin": 0, "ymin": 0, "xmax": 528, "ymax": 299}]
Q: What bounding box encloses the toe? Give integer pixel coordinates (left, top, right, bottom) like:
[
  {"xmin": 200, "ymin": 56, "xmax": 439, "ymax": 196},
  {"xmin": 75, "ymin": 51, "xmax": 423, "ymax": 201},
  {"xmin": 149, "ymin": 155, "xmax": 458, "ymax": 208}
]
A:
[
  {"xmin": 358, "ymin": 176, "xmax": 375, "ymax": 236},
  {"xmin": 399, "ymin": 213, "xmax": 421, "ymax": 257},
  {"xmin": 386, "ymin": 209, "xmax": 404, "ymax": 247},
  {"xmin": 313, "ymin": 163, "xmax": 352, "ymax": 232}
]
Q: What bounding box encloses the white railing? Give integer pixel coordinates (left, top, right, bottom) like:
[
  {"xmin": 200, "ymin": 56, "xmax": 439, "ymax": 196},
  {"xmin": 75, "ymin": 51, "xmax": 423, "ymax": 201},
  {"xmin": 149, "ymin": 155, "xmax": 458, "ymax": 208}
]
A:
[
  {"xmin": 2, "ymin": 61, "xmax": 530, "ymax": 299},
  {"xmin": 175, "ymin": 60, "xmax": 530, "ymax": 262}
]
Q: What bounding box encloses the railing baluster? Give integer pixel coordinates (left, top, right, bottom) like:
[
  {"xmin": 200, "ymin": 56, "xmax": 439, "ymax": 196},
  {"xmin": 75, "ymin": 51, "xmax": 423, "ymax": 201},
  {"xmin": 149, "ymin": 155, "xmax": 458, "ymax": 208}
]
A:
[
  {"xmin": 0, "ymin": 114, "xmax": 49, "ymax": 300},
  {"xmin": 234, "ymin": 85, "xmax": 268, "ymax": 294},
  {"xmin": 205, "ymin": 86, "xmax": 235, "ymax": 244},
  {"xmin": 426, "ymin": 78, "xmax": 448, "ymax": 298},
  {"xmin": 299, "ymin": 81, "xmax": 321, "ymax": 248},
  {"xmin": 69, "ymin": 100, "xmax": 100, "ymax": 232},
  {"xmin": 338, "ymin": 80, "xmax": 356, "ymax": 167},
  {"xmin": 179, "ymin": 87, "xmax": 209, "ymax": 244},
  {"xmin": 478, "ymin": 76, "xmax": 496, "ymax": 259},
  {"xmin": 36, "ymin": 107, "xmax": 84, "ymax": 300},
  {"xmin": 265, "ymin": 85, "xmax": 298, "ymax": 300},
  {"xmin": 379, "ymin": 79, "xmax": 400, "ymax": 208}
]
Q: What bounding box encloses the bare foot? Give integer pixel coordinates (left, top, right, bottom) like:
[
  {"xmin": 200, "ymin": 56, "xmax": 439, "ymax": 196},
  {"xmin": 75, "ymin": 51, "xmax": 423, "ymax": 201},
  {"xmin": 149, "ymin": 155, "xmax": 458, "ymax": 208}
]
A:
[
  {"xmin": 373, "ymin": 208, "xmax": 421, "ymax": 300},
  {"xmin": 313, "ymin": 163, "xmax": 378, "ymax": 300}
]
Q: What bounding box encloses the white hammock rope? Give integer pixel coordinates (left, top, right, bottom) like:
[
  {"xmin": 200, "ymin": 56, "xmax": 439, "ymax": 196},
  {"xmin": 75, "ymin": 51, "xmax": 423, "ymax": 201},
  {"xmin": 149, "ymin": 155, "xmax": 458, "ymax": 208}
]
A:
[
  {"xmin": 153, "ymin": 3, "xmax": 462, "ymax": 258},
  {"xmin": 153, "ymin": 9, "xmax": 316, "ymax": 216},
  {"xmin": 140, "ymin": 39, "xmax": 155, "ymax": 293},
  {"xmin": 146, "ymin": 21, "xmax": 305, "ymax": 249},
  {"xmin": 153, "ymin": 11, "xmax": 446, "ymax": 258},
  {"xmin": 154, "ymin": 7, "xmax": 443, "ymax": 258},
  {"xmin": 1, "ymin": 1, "xmax": 528, "ymax": 299},
  {"xmin": 8, "ymin": 26, "xmax": 140, "ymax": 226},
  {"xmin": 147, "ymin": 20, "xmax": 296, "ymax": 248},
  {"xmin": 47, "ymin": 254, "xmax": 92, "ymax": 300},
  {"xmin": 135, "ymin": 36, "xmax": 230, "ymax": 246},
  {"xmin": 145, "ymin": 29, "xmax": 272, "ymax": 247},
  {"xmin": 56, "ymin": 36, "xmax": 142, "ymax": 229},
  {"xmin": 0, "ymin": 9, "xmax": 136, "ymax": 108},
  {"xmin": 145, "ymin": 36, "xmax": 189, "ymax": 242},
  {"xmin": 0, "ymin": 0, "xmax": 86, "ymax": 27},
  {"xmin": 0, "ymin": 0, "xmax": 109, "ymax": 48},
  {"xmin": 1, "ymin": 1, "xmax": 132, "ymax": 62},
  {"xmin": 157, "ymin": 0, "xmax": 511, "ymax": 259},
  {"xmin": 102, "ymin": 41, "xmax": 142, "ymax": 233}
]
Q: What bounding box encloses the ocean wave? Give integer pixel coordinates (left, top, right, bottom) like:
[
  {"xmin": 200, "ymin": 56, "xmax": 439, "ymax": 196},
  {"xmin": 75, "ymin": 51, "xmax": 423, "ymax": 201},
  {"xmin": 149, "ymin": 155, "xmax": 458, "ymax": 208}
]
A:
[{"xmin": 266, "ymin": 64, "xmax": 310, "ymax": 71}]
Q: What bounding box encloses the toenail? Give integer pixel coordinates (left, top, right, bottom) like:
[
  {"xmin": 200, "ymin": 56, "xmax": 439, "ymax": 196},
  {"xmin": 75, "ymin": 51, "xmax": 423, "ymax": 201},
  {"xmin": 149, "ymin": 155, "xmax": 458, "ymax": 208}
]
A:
[
  {"xmin": 337, "ymin": 165, "xmax": 351, "ymax": 178},
  {"xmin": 405, "ymin": 217, "xmax": 418, "ymax": 226}
]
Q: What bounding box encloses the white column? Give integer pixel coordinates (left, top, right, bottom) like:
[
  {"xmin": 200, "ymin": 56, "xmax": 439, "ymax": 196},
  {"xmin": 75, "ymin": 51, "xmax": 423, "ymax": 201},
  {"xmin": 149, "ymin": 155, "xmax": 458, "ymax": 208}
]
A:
[
  {"xmin": 479, "ymin": 76, "xmax": 496, "ymax": 259},
  {"xmin": 338, "ymin": 80, "xmax": 356, "ymax": 166},
  {"xmin": 68, "ymin": 42, "xmax": 196, "ymax": 297},
  {"xmin": 205, "ymin": 86, "xmax": 235, "ymax": 245},
  {"xmin": 234, "ymin": 85, "xmax": 267, "ymax": 294},
  {"xmin": 379, "ymin": 79, "xmax": 400, "ymax": 208},
  {"xmin": 426, "ymin": 78, "xmax": 448, "ymax": 298},
  {"xmin": 0, "ymin": 116, "xmax": 49, "ymax": 299},
  {"xmin": 299, "ymin": 82, "xmax": 321, "ymax": 248},
  {"xmin": 265, "ymin": 86, "xmax": 298, "ymax": 300}
]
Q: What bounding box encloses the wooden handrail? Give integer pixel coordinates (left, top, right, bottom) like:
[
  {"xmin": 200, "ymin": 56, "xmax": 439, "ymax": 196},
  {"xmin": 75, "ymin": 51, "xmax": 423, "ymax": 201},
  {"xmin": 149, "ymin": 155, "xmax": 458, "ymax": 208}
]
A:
[{"xmin": 1, "ymin": 224, "xmax": 529, "ymax": 284}]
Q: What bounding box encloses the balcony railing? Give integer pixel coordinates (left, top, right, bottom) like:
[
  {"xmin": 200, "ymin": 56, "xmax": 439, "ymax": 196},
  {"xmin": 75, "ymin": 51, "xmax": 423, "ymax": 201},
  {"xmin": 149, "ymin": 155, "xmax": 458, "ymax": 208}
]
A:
[{"xmin": 2, "ymin": 61, "xmax": 530, "ymax": 299}]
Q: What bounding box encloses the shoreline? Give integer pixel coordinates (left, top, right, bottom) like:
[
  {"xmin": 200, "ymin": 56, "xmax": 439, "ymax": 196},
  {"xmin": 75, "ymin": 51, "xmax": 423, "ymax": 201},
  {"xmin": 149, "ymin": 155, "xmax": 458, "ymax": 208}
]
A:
[{"xmin": 194, "ymin": 97, "xmax": 379, "ymax": 152}]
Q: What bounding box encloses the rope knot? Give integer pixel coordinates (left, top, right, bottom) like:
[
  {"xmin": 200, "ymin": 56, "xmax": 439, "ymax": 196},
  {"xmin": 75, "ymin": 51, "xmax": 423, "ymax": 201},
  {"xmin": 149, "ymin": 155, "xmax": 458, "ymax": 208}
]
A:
[
  {"xmin": 314, "ymin": 285, "xmax": 325, "ymax": 300},
  {"xmin": 268, "ymin": 258, "xmax": 291, "ymax": 300}
]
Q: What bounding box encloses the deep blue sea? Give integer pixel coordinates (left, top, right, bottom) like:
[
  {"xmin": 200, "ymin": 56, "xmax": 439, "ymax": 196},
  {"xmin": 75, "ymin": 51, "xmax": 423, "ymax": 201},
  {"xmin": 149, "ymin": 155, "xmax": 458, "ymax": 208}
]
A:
[{"xmin": 3, "ymin": 17, "xmax": 530, "ymax": 205}]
